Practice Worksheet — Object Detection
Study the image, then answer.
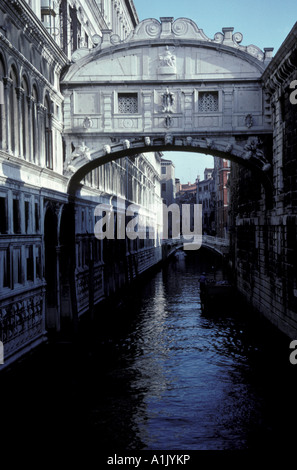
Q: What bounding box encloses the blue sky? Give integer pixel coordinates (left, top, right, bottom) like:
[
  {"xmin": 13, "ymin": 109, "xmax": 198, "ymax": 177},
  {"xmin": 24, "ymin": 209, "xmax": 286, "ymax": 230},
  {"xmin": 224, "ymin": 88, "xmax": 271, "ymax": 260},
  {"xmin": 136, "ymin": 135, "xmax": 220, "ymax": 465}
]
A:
[{"xmin": 133, "ymin": 0, "xmax": 297, "ymax": 182}]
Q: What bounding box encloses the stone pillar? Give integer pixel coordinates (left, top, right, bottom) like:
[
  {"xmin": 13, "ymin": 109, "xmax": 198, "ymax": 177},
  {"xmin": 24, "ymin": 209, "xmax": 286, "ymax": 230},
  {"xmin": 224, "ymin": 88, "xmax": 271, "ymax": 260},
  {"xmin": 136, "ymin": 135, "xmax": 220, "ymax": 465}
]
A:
[
  {"xmin": 101, "ymin": 29, "xmax": 112, "ymax": 48},
  {"xmin": 3, "ymin": 77, "xmax": 12, "ymax": 153},
  {"xmin": 223, "ymin": 89, "xmax": 234, "ymax": 128},
  {"xmin": 160, "ymin": 17, "xmax": 174, "ymax": 38},
  {"xmin": 142, "ymin": 90, "xmax": 153, "ymax": 131},
  {"xmin": 102, "ymin": 91, "xmax": 113, "ymax": 131},
  {"xmin": 27, "ymin": 95, "xmax": 33, "ymax": 163},
  {"xmin": 183, "ymin": 91, "xmax": 194, "ymax": 130},
  {"xmin": 37, "ymin": 103, "xmax": 46, "ymax": 167},
  {"xmin": 16, "ymin": 87, "xmax": 24, "ymax": 158}
]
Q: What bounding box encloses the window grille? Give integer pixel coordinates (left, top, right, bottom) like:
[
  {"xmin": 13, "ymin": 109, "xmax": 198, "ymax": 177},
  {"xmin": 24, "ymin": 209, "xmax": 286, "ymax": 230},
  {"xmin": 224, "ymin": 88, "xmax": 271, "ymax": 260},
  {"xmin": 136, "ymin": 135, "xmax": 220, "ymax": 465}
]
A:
[
  {"xmin": 198, "ymin": 92, "xmax": 219, "ymax": 112},
  {"xmin": 118, "ymin": 93, "xmax": 138, "ymax": 114}
]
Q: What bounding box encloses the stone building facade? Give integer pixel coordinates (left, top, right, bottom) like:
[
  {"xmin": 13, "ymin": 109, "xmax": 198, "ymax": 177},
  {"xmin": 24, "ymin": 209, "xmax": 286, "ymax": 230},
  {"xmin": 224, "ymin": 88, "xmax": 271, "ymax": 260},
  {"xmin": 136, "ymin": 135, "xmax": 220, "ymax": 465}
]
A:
[
  {"xmin": 196, "ymin": 168, "xmax": 215, "ymax": 235},
  {"xmin": 160, "ymin": 158, "xmax": 176, "ymax": 205},
  {"xmin": 229, "ymin": 21, "xmax": 297, "ymax": 338},
  {"xmin": 0, "ymin": 0, "xmax": 163, "ymax": 368},
  {"xmin": 213, "ymin": 157, "xmax": 230, "ymax": 238}
]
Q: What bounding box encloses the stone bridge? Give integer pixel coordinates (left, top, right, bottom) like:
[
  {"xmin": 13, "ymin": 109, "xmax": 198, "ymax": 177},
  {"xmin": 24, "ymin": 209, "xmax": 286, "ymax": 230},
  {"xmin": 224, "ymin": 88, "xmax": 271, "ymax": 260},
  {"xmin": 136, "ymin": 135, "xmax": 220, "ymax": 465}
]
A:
[{"xmin": 61, "ymin": 16, "xmax": 274, "ymax": 196}]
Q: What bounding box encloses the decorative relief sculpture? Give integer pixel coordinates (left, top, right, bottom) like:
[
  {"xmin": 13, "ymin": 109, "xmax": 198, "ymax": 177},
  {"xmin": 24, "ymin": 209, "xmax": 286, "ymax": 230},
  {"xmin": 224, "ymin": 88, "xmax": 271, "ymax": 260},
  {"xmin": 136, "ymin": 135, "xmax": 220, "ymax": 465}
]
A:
[
  {"xmin": 245, "ymin": 114, "xmax": 253, "ymax": 128},
  {"xmin": 243, "ymin": 138, "xmax": 272, "ymax": 172},
  {"xmin": 164, "ymin": 133, "xmax": 173, "ymax": 145},
  {"xmin": 206, "ymin": 138, "xmax": 215, "ymax": 149},
  {"xmin": 161, "ymin": 88, "xmax": 175, "ymax": 113},
  {"xmin": 244, "ymin": 138, "xmax": 264, "ymax": 160},
  {"xmin": 0, "ymin": 295, "xmax": 43, "ymax": 353},
  {"xmin": 164, "ymin": 115, "xmax": 173, "ymax": 129},
  {"xmin": 83, "ymin": 116, "xmax": 93, "ymax": 129},
  {"xmin": 120, "ymin": 18, "xmax": 267, "ymax": 63},
  {"xmin": 65, "ymin": 142, "xmax": 91, "ymax": 173},
  {"xmin": 103, "ymin": 144, "xmax": 111, "ymax": 154},
  {"xmin": 158, "ymin": 46, "xmax": 176, "ymax": 74},
  {"xmin": 92, "ymin": 17, "xmax": 267, "ymax": 63},
  {"xmin": 122, "ymin": 139, "xmax": 131, "ymax": 149}
]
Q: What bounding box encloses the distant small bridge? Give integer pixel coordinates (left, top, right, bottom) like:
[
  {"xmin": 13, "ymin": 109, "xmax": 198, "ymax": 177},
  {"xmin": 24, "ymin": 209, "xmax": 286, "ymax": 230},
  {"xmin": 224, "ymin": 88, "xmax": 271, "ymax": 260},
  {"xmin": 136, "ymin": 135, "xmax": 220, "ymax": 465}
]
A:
[
  {"xmin": 163, "ymin": 235, "xmax": 229, "ymax": 258},
  {"xmin": 201, "ymin": 235, "xmax": 229, "ymax": 256}
]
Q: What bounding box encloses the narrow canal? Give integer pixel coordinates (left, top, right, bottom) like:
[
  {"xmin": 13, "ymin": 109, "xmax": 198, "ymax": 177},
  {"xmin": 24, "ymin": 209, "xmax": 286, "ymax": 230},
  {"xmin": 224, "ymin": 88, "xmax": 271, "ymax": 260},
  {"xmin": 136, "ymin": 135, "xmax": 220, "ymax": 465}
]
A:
[{"xmin": 1, "ymin": 250, "xmax": 296, "ymax": 452}]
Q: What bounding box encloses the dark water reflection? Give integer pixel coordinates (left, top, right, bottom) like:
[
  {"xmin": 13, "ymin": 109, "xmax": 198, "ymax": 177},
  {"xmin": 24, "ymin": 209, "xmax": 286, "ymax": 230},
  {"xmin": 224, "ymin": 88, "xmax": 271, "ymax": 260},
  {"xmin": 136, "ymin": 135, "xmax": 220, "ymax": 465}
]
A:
[{"xmin": 1, "ymin": 251, "xmax": 297, "ymax": 451}]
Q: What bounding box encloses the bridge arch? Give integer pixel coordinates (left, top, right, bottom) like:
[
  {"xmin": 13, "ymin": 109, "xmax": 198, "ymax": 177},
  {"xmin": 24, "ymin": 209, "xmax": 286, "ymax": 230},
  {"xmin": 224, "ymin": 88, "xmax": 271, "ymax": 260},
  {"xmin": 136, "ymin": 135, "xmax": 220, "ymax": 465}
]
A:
[{"xmin": 66, "ymin": 135, "xmax": 273, "ymax": 197}]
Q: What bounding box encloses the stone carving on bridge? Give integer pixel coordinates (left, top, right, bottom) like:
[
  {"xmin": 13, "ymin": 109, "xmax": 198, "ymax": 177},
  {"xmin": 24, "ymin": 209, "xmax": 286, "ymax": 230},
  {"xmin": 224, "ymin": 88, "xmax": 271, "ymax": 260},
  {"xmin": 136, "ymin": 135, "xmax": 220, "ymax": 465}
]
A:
[
  {"xmin": 114, "ymin": 18, "xmax": 267, "ymax": 62},
  {"xmin": 144, "ymin": 136, "xmax": 151, "ymax": 146},
  {"xmin": 164, "ymin": 133, "xmax": 174, "ymax": 145},
  {"xmin": 65, "ymin": 142, "xmax": 92, "ymax": 174},
  {"xmin": 245, "ymin": 114, "xmax": 253, "ymax": 128},
  {"xmin": 83, "ymin": 116, "xmax": 93, "ymax": 129},
  {"xmin": 86, "ymin": 17, "xmax": 269, "ymax": 65},
  {"xmin": 122, "ymin": 139, "xmax": 131, "ymax": 149},
  {"xmin": 158, "ymin": 46, "xmax": 176, "ymax": 74},
  {"xmin": 161, "ymin": 88, "xmax": 175, "ymax": 113},
  {"xmin": 103, "ymin": 144, "xmax": 111, "ymax": 154},
  {"xmin": 243, "ymin": 137, "xmax": 271, "ymax": 172},
  {"xmin": 164, "ymin": 115, "xmax": 173, "ymax": 129}
]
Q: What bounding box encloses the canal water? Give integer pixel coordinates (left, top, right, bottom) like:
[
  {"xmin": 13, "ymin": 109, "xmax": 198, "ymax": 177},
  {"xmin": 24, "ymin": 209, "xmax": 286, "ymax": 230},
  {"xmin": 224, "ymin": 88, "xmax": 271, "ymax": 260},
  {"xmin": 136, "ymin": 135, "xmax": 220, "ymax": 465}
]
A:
[{"xmin": 1, "ymin": 250, "xmax": 297, "ymax": 453}]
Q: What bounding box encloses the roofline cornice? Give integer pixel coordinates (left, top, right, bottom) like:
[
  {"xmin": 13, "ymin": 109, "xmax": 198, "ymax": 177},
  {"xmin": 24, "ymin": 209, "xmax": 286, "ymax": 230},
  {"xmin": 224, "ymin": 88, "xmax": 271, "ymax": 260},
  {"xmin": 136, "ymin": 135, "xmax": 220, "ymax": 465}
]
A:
[
  {"xmin": 4, "ymin": 0, "xmax": 69, "ymax": 66},
  {"xmin": 262, "ymin": 22, "xmax": 297, "ymax": 91}
]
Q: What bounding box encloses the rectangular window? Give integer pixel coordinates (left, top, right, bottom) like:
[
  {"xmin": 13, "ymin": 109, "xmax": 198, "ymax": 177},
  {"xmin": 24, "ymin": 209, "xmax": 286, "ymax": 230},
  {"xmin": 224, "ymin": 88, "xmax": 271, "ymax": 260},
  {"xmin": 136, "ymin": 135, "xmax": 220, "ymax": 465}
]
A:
[
  {"xmin": 161, "ymin": 167, "xmax": 166, "ymax": 174},
  {"xmin": 118, "ymin": 93, "xmax": 138, "ymax": 114},
  {"xmin": 13, "ymin": 198, "xmax": 21, "ymax": 234},
  {"xmin": 25, "ymin": 200, "xmax": 30, "ymax": 234},
  {"xmin": 0, "ymin": 248, "xmax": 10, "ymax": 288},
  {"xmin": 35, "ymin": 202, "xmax": 39, "ymax": 232},
  {"xmin": 161, "ymin": 183, "xmax": 166, "ymax": 192},
  {"xmin": 13, "ymin": 247, "xmax": 22, "ymax": 285},
  {"xmin": 36, "ymin": 245, "xmax": 42, "ymax": 279},
  {"xmin": 26, "ymin": 245, "xmax": 34, "ymax": 282},
  {"xmin": 198, "ymin": 91, "xmax": 219, "ymax": 112},
  {"xmin": 0, "ymin": 196, "xmax": 7, "ymax": 234}
]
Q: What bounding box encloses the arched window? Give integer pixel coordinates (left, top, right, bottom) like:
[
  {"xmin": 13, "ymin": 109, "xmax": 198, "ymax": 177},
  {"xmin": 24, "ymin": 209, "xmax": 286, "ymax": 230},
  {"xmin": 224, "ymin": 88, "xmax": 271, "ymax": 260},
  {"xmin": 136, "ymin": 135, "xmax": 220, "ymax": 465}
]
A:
[
  {"xmin": 31, "ymin": 85, "xmax": 38, "ymax": 163},
  {"xmin": 9, "ymin": 66, "xmax": 18, "ymax": 154},
  {"xmin": 0, "ymin": 56, "xmax": 5, "ymax": 150},
  {"xmin": 44, "ymin": 95, "xmax": 53, "ymax": 169},
  {"xmin": 21, "ymin": 77, "xmax": 29, "ymax": 160}
]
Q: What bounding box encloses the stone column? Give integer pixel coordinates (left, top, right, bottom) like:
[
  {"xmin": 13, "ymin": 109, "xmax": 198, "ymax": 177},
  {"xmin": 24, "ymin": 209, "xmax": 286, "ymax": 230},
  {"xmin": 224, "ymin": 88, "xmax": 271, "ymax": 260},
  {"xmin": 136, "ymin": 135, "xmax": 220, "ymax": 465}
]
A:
[
  {"xmin": 223, "ymin": 89, "xmax": 234, "ymax": 128},
  {"xmin": 183, "ymin": 90, "xmax": 194, "ymax": 130},
  {"xmin": 160, "ymin": 17, "xmax": 174, "ymax": 38},
  {"xmin": 37, "ymin": 103, "xmax": 46, "ymax": 167},
  {"xmin": 27, "ymin": 95, "xmax": 33, "ymax": 163},
  {"xmin": 102, "ymin": 91, "xmax": 113, "ymax": 131},
  {"xmin": 16, "ymin": 87, "xmax": 24, "ymax": 158},
  {"xmin": 3, "ymin": 77, "xmax": 12, "ymax": 153},
  {"xmin": 142, "ymin": 90, "xmax": 153, "ymax": 131}
]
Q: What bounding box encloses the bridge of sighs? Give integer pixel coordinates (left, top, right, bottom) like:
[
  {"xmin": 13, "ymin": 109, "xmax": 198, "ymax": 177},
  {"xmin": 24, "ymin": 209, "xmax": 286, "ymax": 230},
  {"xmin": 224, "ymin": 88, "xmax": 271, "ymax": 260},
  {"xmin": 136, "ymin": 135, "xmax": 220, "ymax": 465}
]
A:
[{"xmin": 61, "ymin": 16, "xmax": 274, "ymax": 195}]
